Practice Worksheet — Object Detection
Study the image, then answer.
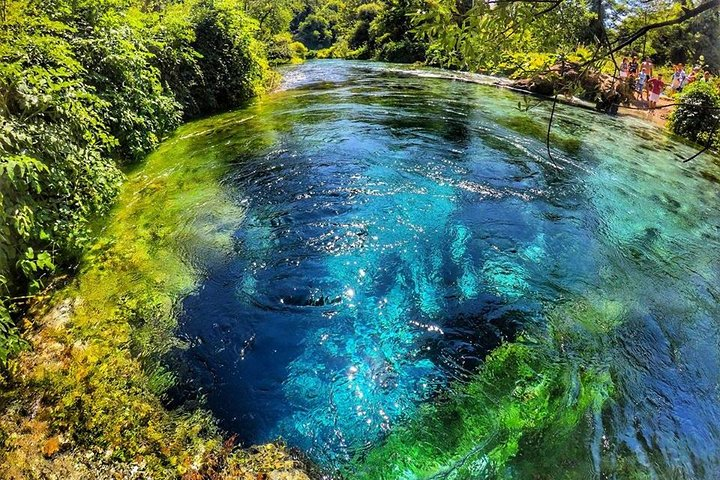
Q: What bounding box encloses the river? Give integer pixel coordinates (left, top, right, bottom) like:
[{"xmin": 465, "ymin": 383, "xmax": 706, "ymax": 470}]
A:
[{"xmin": 123, "ymin": 60, "xmax": 720, "ymax": 478}]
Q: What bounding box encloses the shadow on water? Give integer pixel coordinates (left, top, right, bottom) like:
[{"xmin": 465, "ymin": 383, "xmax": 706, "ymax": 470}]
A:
[{"xmin": 165, "ymin": 61, "xmax": 720, "ymax": 477}]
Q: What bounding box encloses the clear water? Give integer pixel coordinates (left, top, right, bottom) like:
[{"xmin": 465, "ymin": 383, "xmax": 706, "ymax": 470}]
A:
[{"xmin": 175, "ymin": 61, "xmax": 720, "ymax": 476}]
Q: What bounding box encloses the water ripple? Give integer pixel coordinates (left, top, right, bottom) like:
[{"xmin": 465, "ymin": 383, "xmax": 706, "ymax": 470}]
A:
[{"xmin": 175, "ymin": 61, "xmax": 720, "ymax": 475}]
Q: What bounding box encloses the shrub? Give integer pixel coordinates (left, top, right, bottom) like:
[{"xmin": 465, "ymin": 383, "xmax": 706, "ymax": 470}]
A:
[
  {"xmin": 40, "ymin": 1, "xmax": 183, "ymax": 163},
  {"xmin": 267, "ymin": 32, "xmax": 308, "ymax": 64},
  {"xmin": 348, "ymin": 3, "xmax": 382, "ymax": 51},
  {"xmin": 291, "ymin": 40, "xmax": 310, "ymax": 60},
  {"xmin": 377, "ymin": 38, "xmax": 425, "ymax": 63},
  {"xmin": 184, "ymin": 0, "xmax": 271, "ymax": 117},
  {"xmin": 669, "ymin": 80, "xmax": 720, "ymax": 148},
  {"xmin": 296, "ymin": 13, "xmax": 335, "ymax": 50},
  {"xmin": 370, "ymin": 0, "xmax": 427, "ymax": 63},
  {"xmin": 0, "ymin": 3, "xmax": 124, "ymax": 301},
  {"xmin": 0, "ymin": 299, "xmax": 27, "ymax": 375}
]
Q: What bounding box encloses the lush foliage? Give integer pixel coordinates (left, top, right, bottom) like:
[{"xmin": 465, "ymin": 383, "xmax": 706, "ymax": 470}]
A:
[
  {"xmin": 267, "ymin": 32, "xmax": 310, "ymax": 64},
  {"xmin": 669, "ymin": 80, "xmax": 720, "ymax": 148},
  {"xmin": 407, "ymin": 0, "xmax": 719, "ymax": 75},
  {"xmin": 289, "ymin": 0, "xmax": 427, "ymax": 62},
  {"xmin": 243, "ymin": 0, "xmax": 302, "ymax": 38},
  {"xmin": 0, "ymin": 2, "xmax": 124, "ymax": 368},
  {"xmin": 412, "ymin": 0, "xmax": 594, "ymax": 73},
  {"xmin": 613, "ymin": 0, "xmax": 720, "ymax": 71},
  {"xmin": 184, "ymin": 0, "xmax": 273, "ymax": 116},
  {"xmin": 0, "ymin": 0, "xmax": 273, "ymax": 372}
]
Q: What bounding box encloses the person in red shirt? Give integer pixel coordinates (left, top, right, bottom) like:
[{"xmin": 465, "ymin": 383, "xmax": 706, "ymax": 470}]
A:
[{"xmin": 646, "ymin": 73, "xmax": 665, "ymax": 113}]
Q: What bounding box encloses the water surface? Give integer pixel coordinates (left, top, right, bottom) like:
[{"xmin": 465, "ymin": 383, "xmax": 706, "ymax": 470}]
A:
[{"xmin": 173, "ymin": 61, "xmax": 720, "ymax": 477}]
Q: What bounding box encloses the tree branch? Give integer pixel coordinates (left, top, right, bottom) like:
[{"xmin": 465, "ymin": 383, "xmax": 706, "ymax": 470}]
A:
[{"xmin": 609, "ymin": 0, "xmax": 720, "ymax": 55}]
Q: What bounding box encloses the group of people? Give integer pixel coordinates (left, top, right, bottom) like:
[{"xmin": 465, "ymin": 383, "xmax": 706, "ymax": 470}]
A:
[
  {"xmin": 618, "ymin": 55, "xmax": 714, "ymax": 112},
  {"xmin": 665, "ymin": 63, "xmax": 713, "ymax": 92},
  {"xmin": 618, "ymin": 56, "xmax": 664, "ymax": 111}
]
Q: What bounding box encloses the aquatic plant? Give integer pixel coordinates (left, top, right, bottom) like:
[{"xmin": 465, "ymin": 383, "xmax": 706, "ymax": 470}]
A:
[
  {"xmin": 354, "ymin": 299, "xmax": 621, "ymax": 479},
  {"xmin": 0, "ymin": 112, "xmax": 302, "ymax": 478}
]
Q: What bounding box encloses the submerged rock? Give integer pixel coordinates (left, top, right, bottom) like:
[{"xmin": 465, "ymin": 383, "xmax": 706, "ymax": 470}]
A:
[{"xmin": 267, "ymin": 470, "xmax": 312, "ymax": 480}]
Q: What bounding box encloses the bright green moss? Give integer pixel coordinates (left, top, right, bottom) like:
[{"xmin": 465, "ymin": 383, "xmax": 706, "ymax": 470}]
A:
[
  {"xmin": 0, "ymin": 111, "xmax": 304, "ymax": 478},
  {"xmin": 353, "ymin": 299, "xmax": 623, "ymax": 479}
]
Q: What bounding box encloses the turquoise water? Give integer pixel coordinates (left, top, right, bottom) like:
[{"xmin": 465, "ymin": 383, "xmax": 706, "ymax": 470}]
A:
[{"xmin": 175, "ymin": 61, "xmax": 720, "ymax": 476}]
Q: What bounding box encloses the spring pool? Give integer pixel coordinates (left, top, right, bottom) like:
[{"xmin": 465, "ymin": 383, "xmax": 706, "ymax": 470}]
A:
[{"xmin": 171, "ymin": 61, "xmax": 720, "ymax": 477}]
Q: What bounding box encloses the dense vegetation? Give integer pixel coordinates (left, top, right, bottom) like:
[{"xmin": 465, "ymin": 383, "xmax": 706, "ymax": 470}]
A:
[
  {"xmin": 407, "ymin": 0, "xmax": 719, "ymax": 74},
  {"xmin": 1, "ymin": 0, "xmax": 719, "ymax": 477},
  {"xmin": 0, "ymin": 0, "xmax": 276, "ymax": 367},
  {"xmin": 669, "ymin": 80, "xmax": 720, "ymax": 148}
]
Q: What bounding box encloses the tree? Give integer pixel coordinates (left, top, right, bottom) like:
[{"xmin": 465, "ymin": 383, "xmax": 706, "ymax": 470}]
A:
[{"xmin": 242, "ymin": 0, "xmax": 302, "ymax": 37}]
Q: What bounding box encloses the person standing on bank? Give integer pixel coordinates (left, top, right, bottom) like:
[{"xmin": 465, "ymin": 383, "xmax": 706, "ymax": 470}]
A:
[
  {"xmin": 646, "ymin": 73, "xmax": 666, "ymax": 114},
  {"xmin": 641, "ymin": 57, "xmax": 654, "ymax": 77},
  {"xmin": 629, "ymin": 56, "xmax": 639, "ymax": 76},
  {"xmin": 619, "ymin": 58, "xmax": 629, "ymax": 79},
  {"xmin": 671, "ymin": 64, "xmax": 687, "ymax": 92},
  {"xmin": 636, "ymin": 67, "xmax": 650, "ymax": 103}
]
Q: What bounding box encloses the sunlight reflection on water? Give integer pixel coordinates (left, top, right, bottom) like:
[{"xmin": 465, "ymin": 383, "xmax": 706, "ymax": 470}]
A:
[{"xmin": 174, "ymin": 61, "xmax": 720, "ymax": 476}]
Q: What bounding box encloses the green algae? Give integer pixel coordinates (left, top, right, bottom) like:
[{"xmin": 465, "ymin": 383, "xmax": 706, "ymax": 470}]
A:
[
  {"xmin": 75, "ymin": 112, "xmax": 258, "ymax": 358},
  {"xmin": 0, "ymin": 107, "xmax": 304, "ymax": 477},
  {"xmin": 501, "ymin": 115, "xmax": 583, "ymax": 155},
  {"xmin": 352, "ymin": 298, "xmax": 624, "ymax": 479}
]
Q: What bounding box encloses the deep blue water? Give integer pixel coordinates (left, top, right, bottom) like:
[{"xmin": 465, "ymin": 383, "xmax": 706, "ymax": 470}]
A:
[{"xmin": 175, "ymin": 61, "xmax": 720, "ymax": 475}]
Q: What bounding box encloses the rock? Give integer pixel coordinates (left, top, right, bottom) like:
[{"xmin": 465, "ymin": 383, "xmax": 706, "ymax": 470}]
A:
[
  {"xmin": 510, "ymin": 60, "xmax": 632, "ymax": 109},
  {"xmin": 267, "ymin": 470, "xmax": 311, "ymax": 480},
  {"xmin": 512, "ymin": 77, "xmax": 554, "ymax": 96}
]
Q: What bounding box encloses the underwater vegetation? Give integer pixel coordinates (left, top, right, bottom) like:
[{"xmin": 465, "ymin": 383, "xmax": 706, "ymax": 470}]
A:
[
  {"xmin": 2, "ymin": 61, "xmax": 720, "ymax": 480},
  {"xmin": 354, "ymin": 299, "xmax": 620, "ymax": 479}
]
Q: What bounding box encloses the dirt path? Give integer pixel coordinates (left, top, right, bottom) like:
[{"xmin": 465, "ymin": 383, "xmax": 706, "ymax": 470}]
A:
[{"xmin": 620, "ymin": 94, "xmax": 675, "ymax": 128}]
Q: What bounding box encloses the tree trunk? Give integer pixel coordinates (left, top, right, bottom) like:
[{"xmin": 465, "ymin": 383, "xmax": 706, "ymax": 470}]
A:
[{"xmin": 587, "ymin": 0, "xmax": 605, "ymax": 42}]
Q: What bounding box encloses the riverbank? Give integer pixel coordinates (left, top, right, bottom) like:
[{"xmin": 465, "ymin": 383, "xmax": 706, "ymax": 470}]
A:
[
  {"xmin": 2, "ymin": 60, "xmax": 717, "ymax": 480},
  {"xmin": 380, "ymin": 61, "xmax": 680, "ymax": 131},
  {"xmin": 621, "ymin": 95, "xmax": 675, "ymax": 128},
  {"xmin": 0, "ymin": 111, "xmax": 313, "ymax": 479}
]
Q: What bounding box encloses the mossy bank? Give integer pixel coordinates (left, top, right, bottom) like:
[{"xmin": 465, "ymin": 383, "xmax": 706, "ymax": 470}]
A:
[{"xmin": 0, "ymin": 111, "xmax": 311, "ymax": 479}]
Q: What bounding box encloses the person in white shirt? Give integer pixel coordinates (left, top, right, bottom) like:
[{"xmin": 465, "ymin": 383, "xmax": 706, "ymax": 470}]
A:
[
  {"xmin": 671, "ymin": 64, "xmax": 687, "ymax": 92},
  {"xmin": 619, "ymin": 57, "xmax": 629, "ymax": 79}
]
